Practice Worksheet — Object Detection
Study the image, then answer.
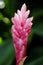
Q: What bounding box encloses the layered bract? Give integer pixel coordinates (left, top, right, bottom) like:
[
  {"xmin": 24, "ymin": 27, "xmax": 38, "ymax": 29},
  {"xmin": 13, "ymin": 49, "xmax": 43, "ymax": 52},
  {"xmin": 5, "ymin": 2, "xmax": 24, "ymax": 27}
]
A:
[{"xmin": 11, "ymin": 3, "xmax": 33, "ymax": 65}]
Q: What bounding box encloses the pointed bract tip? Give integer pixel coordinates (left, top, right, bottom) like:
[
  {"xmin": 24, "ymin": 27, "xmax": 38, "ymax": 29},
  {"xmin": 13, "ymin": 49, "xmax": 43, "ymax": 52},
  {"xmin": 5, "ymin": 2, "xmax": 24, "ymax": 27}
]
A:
[
  {"xmin": 28, "ymin": 10, "xmax": 30, "ymax": 13},
  {"xmin": 23, "ymin": 3, "xmax": 26, "ymax": 7},
  {"xmin": 21, "ymin": 3, "xmax": 26, "ymax": 12},
  {"xmin": 31, "ymin": 22, "xmax": 33, "ymax": 25},
  {"xmin": 26, "ymin": 10, "xmax": 30, "ymax": 16},
  {"xmin": 31, "ymin": 17, "xmax": 33, "ymax": 21}
]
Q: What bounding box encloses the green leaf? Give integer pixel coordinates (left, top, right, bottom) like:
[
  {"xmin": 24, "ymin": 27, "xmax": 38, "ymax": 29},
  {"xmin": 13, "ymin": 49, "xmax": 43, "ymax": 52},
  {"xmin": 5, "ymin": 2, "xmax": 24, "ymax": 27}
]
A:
[
  {"xmin": 4, "ymin": 0, "xmax": 18, "ymax": 17},
  {"xmin": 0, "ymin": 39, "xmax": 15, "ymax": 65},
  {"xmin": 26, "ymin": 57, "xmax": 43, "ymax": 65},
  {"xmin": 0, "ymin": 37, "xmax": 3, "ymax": 44},
  {"xmin": 31, "ymin": 9, "xmax": 43, "ymax": 37},
  {"xmin": 0, "ymin": 13, "xmax": 4, "ymax": 20},
  {"xmin": 28, "ymin": 30, "xmax": 34, "ymax": 43},
  {"xmin": 2, "ymin": 17, "xmax": 10, "ymax": 24},
  {"xmin": 29, "ymin": 47, "xmax": 43, "ymax": 60},
  {"xmin": 31, "ymin": 9, "xmax": 43, "ymax": 19},
  {"xmin": 24, "ymin": 46, "xmax": 43, "ymax": 65},
  {"xmin": 32, "ymin": 21, "xmax": 43, "ymax": 37}
]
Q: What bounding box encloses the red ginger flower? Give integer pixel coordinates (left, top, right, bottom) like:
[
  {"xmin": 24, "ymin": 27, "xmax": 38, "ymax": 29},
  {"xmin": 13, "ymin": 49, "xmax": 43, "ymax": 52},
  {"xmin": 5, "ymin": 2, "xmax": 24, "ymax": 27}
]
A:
[{"xmin": 11, "ymin": 3, "xmax": 33, "ymax": 65}]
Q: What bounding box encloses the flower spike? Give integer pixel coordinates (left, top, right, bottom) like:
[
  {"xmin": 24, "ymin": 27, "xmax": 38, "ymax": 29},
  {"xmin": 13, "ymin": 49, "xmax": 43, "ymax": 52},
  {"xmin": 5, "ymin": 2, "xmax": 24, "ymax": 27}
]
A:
[{"xmin": 11, "ymin": 3, "xmax": 33, "ymax": 65}]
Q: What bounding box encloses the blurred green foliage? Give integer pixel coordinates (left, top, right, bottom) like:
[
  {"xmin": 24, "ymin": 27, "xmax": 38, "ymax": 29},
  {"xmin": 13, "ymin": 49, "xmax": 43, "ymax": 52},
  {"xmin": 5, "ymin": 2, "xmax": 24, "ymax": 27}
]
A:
[{"xmin": 0, "ymin": 0, "xmax": 43, "ymax": 65}]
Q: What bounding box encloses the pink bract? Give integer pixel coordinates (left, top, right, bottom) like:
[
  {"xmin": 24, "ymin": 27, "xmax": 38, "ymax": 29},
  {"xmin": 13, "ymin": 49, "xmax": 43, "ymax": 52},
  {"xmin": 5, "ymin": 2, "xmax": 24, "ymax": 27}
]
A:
[{"xmin": 11, "ymin": 3, "xmax": 33, "ymax": 65}]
